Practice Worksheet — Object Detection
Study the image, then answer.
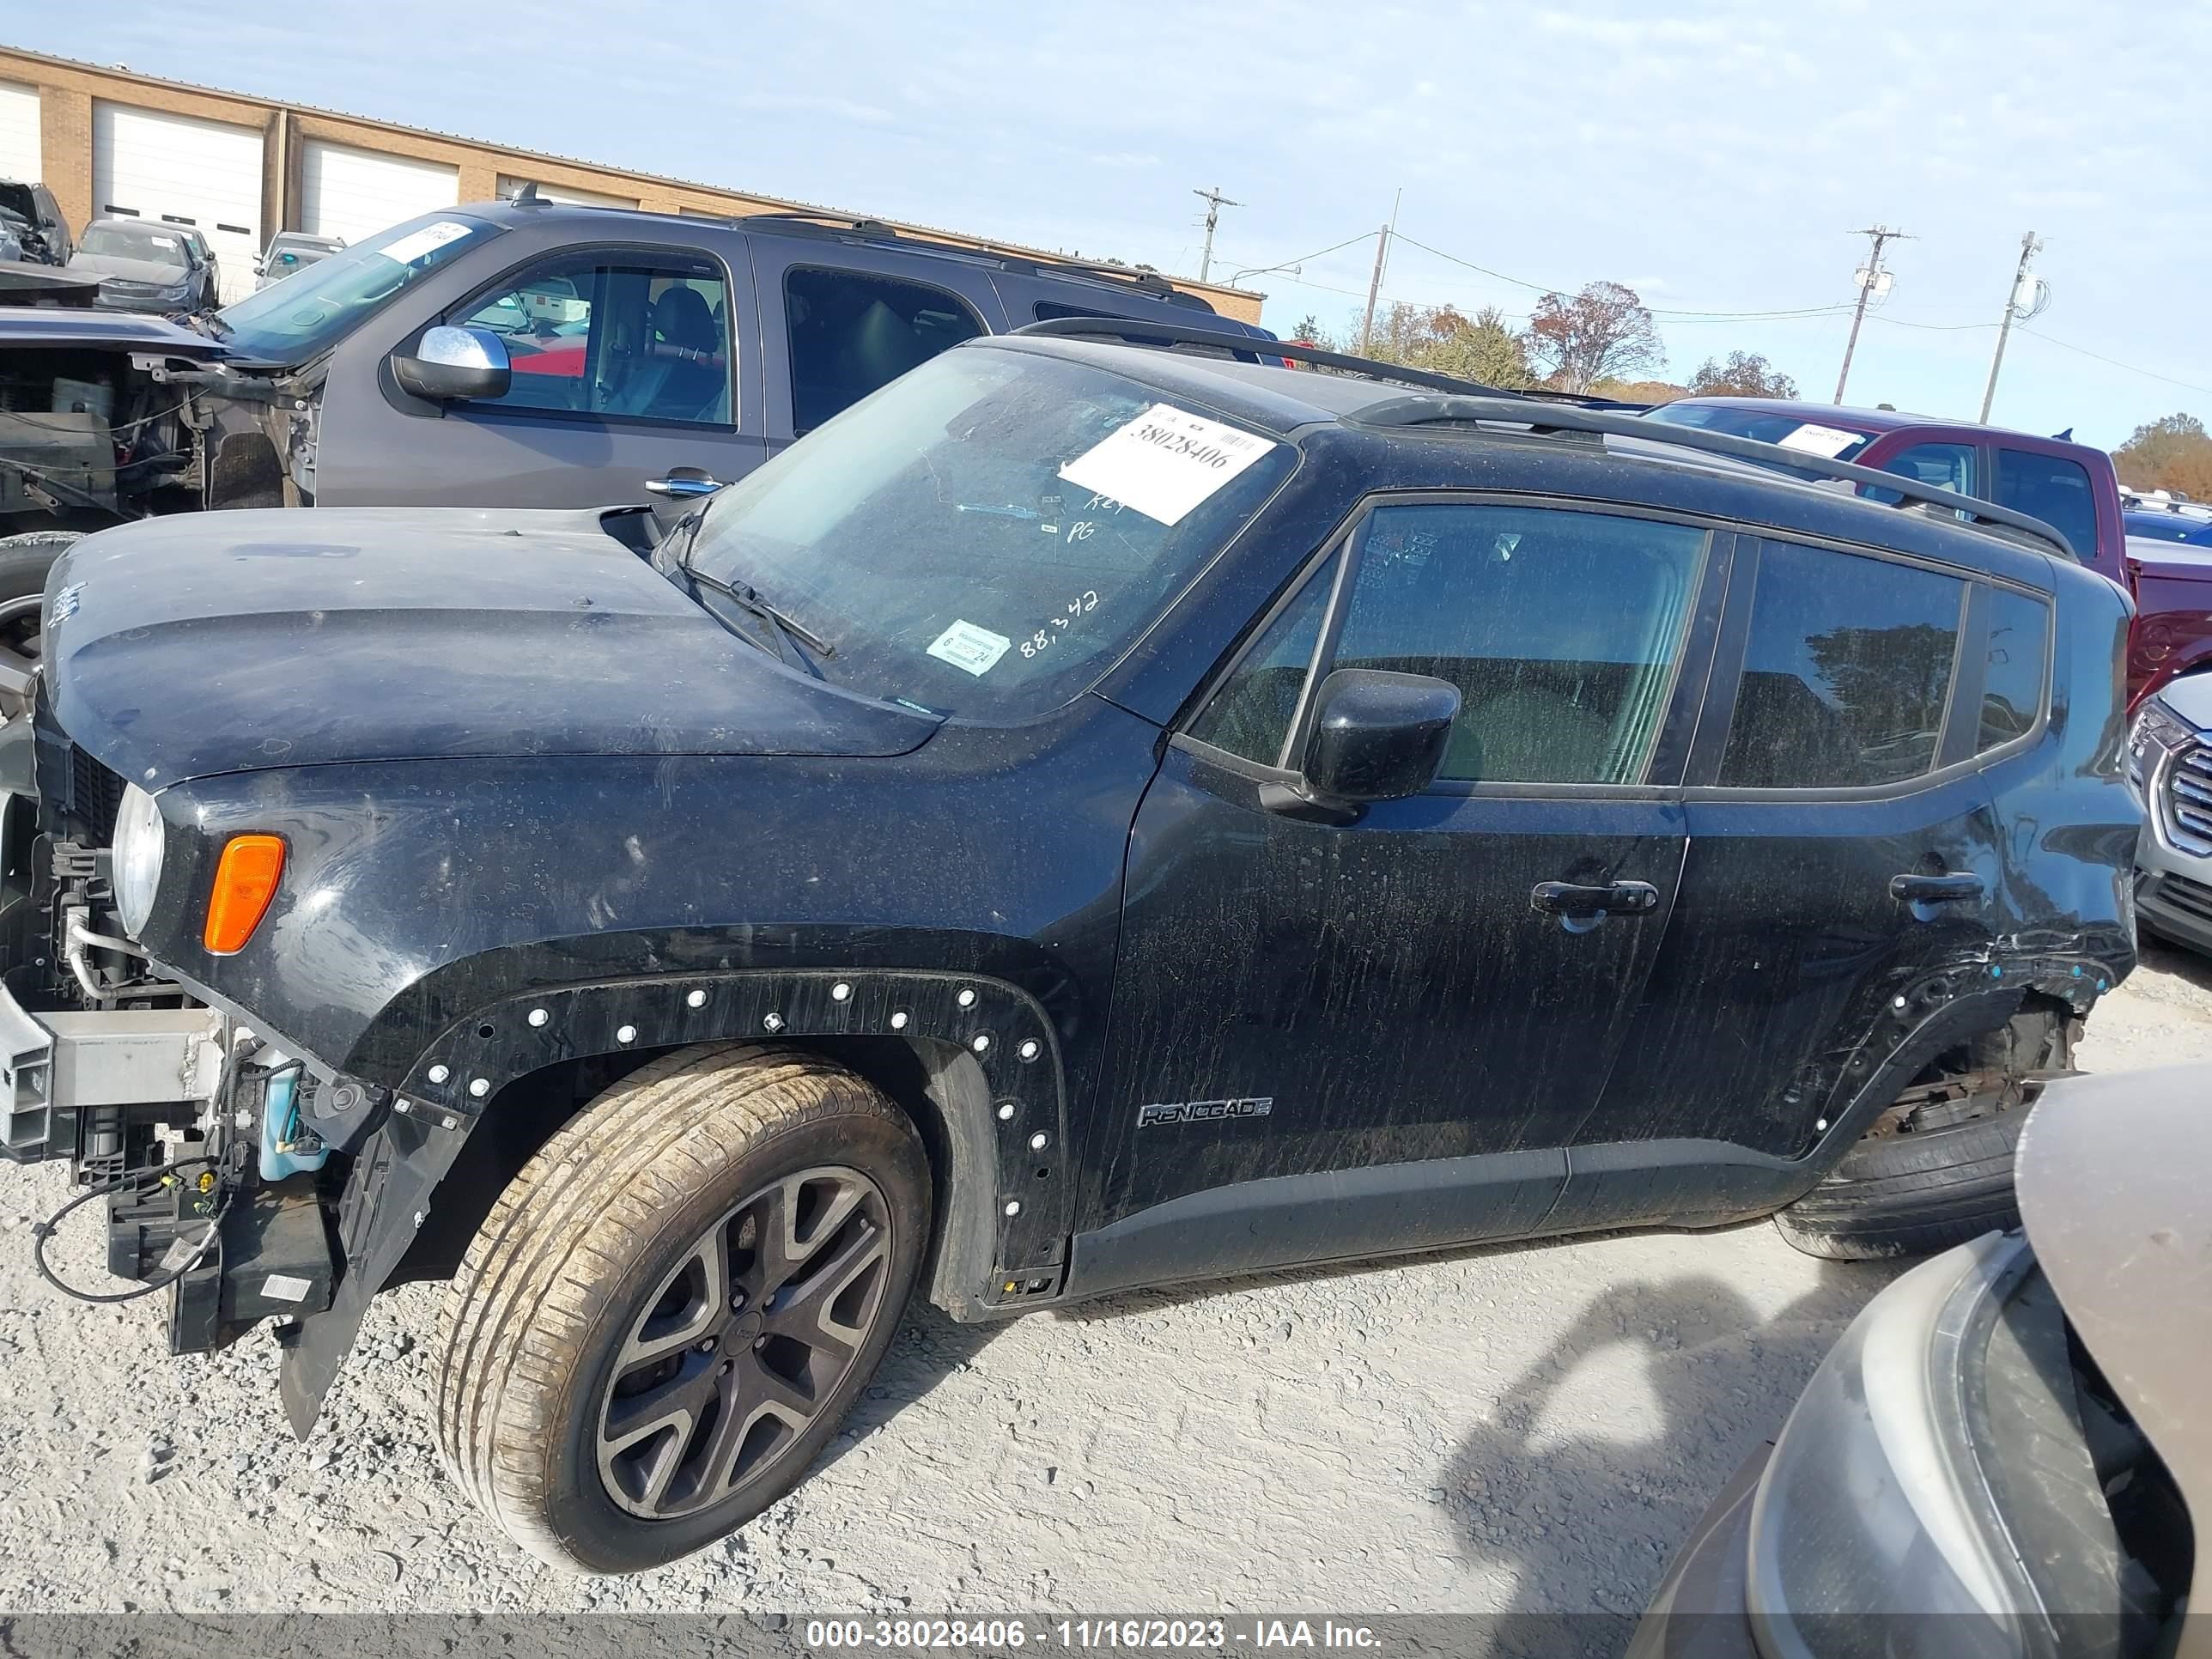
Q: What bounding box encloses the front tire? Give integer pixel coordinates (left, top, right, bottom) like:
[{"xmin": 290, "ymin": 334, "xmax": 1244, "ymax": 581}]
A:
[
  {"xmin": 434, "ymin": 1043, "xmax": 930, "ymax": 1573},
  {"xmin": 0, "ymin": 530, "xmax": 82, "ymax": 720}
]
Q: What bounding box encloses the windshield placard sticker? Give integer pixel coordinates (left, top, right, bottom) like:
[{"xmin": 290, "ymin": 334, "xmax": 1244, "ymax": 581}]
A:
[
  {"xmin": 1776, "ymin": 422, "xmax": 1864, "ymax": 459},
  {"xmin": 378, "ymin": 221, "xmax": 475, "ymax": 267},
  {"xmin": 1058, "ymin": 404, "xmax": 1276, "ymax": 526},
  {"xmin": 926, "ymin": 618, "xmax": 1013, "ymax": 677}
]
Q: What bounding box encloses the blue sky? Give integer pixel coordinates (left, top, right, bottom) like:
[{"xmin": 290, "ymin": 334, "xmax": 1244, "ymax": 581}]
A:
[{"xmin": 19, "ymin": 0, "xmax": 2207, "ymax": 448}]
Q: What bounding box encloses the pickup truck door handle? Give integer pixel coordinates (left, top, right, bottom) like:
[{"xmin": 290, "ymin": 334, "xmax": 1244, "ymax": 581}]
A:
[
  {"xmin": 1889, "ymin": 872, "xmax": 1987, "ymax": 906},
  {"xmin": 645, "ymin": 472, "xmax": 724, "ymax": 499},
  {"xmin": 1530, "ymin": 879, "xmax": 1662, "ymax": 920}
]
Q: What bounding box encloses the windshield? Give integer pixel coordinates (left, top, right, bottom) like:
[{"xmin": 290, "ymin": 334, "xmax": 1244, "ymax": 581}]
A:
[
  {"xmin": 684, "ymin": 345, "xmax": 1297, "ymax": 720},
  {"xmin": 77, "ymin": 223, "xmax": 188, "ymax": 269},
  {"xmin": 1645, "ymin": 401, "xmax": 1877, "ymax": 462},
  {"xmin": 215, "ymin": 210, "xmax": 500, "ymax": 362}
]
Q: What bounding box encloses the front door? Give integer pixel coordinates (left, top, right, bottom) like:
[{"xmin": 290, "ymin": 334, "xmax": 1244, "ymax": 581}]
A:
[
  {"xmin": 1575, "ymin": 536, "xmax": 2034, "ymax": 1216},
  {"xmin": 1073, "ymin": 498, "xmax": 1726, "ymax": 1289},
  {"xmin": 325, "ymin": 237, "xmax": 767, "ymax": 509}
]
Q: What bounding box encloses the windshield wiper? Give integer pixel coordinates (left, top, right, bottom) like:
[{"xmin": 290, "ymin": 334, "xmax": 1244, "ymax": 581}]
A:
[{"xmin": 675, "ymin": 554, "xmax": 836, "ymax": 673}]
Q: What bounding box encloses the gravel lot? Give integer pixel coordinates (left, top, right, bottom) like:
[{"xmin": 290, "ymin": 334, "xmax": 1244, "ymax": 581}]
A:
[{"xmin": 1, "ymin": 941, "xmax": 2206, "ymax": 1622}]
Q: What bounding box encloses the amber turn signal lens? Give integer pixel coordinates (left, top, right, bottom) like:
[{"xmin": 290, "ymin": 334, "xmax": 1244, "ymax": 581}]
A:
[{"xmin": 203, "ymin": 835, "xmax": 285, "ymax": 954}]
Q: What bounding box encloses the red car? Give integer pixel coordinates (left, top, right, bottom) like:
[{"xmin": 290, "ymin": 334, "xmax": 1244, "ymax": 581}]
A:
[{"xmin": 1650, "ymin": 398, "xmax": 2212, "ymax": 707}]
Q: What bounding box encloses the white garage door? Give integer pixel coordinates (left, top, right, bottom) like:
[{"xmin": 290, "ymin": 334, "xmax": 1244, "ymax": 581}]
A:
[
  {"xmin": 93, "ymin": 101, "xmax": 263, "ymax": 305},
  {"xmin": 498, "ymin": 174, "xmax": 638, "ymax": 210},
  {"xmin": 301, "ymin": 141, "xmax": 457, "ymax": 246},
  {"xmin": 0, "ymin": 82, "xmax": 39, "ymax": 183}
]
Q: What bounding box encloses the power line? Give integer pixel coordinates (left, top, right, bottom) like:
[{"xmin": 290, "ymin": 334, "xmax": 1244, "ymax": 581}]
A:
[{"xmin": 2015, "ymin": 325, "xmax": 2212, "ymax": 400}]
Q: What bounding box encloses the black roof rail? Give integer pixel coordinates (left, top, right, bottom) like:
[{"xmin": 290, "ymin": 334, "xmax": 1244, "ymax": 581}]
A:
[
  {"xmin": 1017, "ymin": 315, "xmax": 1618, "ymax": 404},
  {"xmin": 1012, "ymin": 318, "xmax": 2078, "ymax": 562},
  {"xmin": 1352, "ymin": 394, "xmax": 2078, "ymax": 561},
  {"xmin": 732, "ymin": 215, "xmax": 1218, "ymax": 313}
]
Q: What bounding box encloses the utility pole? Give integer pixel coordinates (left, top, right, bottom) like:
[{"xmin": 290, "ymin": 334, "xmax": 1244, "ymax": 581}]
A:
[
  {"xmin": 1358, "ymin": 188, "xmax": 1402, "ymax": 356},
  {"xmin": 1192, "ymin": 186, "xmax": 1242, "ymax": 283},
  {"xmin": 1833, "ymin": 225, "xmax": 1905, "ymax": 404},
  {"xmin": 1979, "ymin": 231, "xmax": 2047, "ymax": 422}
]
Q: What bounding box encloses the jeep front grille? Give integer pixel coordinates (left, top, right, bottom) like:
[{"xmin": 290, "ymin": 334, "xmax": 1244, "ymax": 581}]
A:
[
  {"xmin": 2166, "ymin": 739, "xmax": 2212, "ymax": 856},
  {"xmin": 67, "ymin": 744, "xmax": 128, "ymax": 845}
]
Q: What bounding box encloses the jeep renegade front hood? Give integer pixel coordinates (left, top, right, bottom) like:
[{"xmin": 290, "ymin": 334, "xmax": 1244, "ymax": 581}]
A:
[{"xmin": 44, "ymin": 508, "xmax": 939, "ymax": 786}]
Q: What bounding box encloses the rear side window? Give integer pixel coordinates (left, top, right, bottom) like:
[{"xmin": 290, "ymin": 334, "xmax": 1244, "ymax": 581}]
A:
[
  {"xmin": 785, "ymin": 267, "xmax": 984, "ymax": 433},
  {"xmin": 1720, "ymin": 542, "xmax": 1966, "ymax": 789},
  {"xmin": 1978, "ymin": 587, "xmax": 2051, "ymax": 750},
  {"xmin": 1996, "ymin": 448, "xmax": 2099, "ymax": 564}
]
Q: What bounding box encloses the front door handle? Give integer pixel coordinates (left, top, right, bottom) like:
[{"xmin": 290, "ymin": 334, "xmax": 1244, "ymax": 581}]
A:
[
  {"xmin": 645, "ymin": 471, "xmax": 724, "ymax": 499},
  {"xmin": 1530, "ymin": 879, "xmax": 1662, "ymax": 921},
  {"xmin": 1889, "ymin": 872, "xmax": 1986, "ymax": 906}
]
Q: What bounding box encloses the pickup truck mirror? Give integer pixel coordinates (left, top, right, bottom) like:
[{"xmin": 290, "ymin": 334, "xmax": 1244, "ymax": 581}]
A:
[
  {"xmin": 392, "ymin": 325, "xmax": 512, "ymax": 402},
  {"xmin": 1298, "ymin": 668, "xmax": 1461, "ymax": 805}
]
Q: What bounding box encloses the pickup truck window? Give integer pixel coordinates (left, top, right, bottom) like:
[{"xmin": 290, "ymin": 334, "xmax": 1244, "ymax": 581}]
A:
[
  {"xmin": 1996, "ymin": 448, "xmax": 2099, "ymax": 565},
  {"xmin": 214, "ymin": 210, "xmax": 500, "ymax": 364},
  {"xmin": 684, "ymin": 344, "xmax": 1294, "ymax": 720},
  {"xmin": 454, "ymin": 254, "xmax": 731, "ymax": 425},
  {"xmin": 785, "ymin": 266, "xmax": 984, "ymax": 434},
  {"xmin": 1878, "ymin": 441, "xmax": 1976, "ymax": 496},
  {"xmin": 1719, "ymin": 541, "xmax": 1966, "ymax": 790}
]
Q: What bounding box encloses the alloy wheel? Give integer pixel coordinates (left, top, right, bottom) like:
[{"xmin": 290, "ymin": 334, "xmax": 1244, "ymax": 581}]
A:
[{"xmin": 594, "ymin": 1164, "xmax": 894, "ymax": 1520}]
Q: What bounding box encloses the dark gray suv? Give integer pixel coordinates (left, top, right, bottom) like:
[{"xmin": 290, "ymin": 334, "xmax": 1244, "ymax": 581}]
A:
[{"xmin": 0, "ymin": 198, "xmax": 1271, "ymax": 702}]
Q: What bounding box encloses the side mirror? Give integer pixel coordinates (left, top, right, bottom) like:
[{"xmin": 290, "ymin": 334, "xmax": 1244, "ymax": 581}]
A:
[
  {"xmin": 392, "ymin": 325, "xmax": 511, "ymax": 402},
  {"xmin": 1261, "ymin": 668, "xmax": 1460, "ymax": 821}
]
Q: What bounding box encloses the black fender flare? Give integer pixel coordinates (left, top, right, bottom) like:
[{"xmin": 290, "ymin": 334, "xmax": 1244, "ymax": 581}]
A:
[{"xmin": 278, "ymin": 968, "xmax": 1069, "ymax": 1435}]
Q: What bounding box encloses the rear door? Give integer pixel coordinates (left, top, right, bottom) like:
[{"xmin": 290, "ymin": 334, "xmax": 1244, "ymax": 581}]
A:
[
  {"xmin": 320, "ymin": 230, "xmax": 766, "ymax": 508},
  {"xmin": 1073, "ymin": 496, "xmax": 1725, "ymax": 1290},
  {"xmin": 750, "ymin": 241, "xmax": 1004, "ymax": 447},
  {"xmin": 1569, "ymin": 535, "xmax": 2033, "ymax": 1218}
]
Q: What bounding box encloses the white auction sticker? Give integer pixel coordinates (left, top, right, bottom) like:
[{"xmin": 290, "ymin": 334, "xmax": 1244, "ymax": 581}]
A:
[
  {"xmin": 379, "ymin": 221, "xmax": 474, "ymax": 267},
  {"xmin": 1058, "ymin": 404, "xmax": 1277, "ymax": 526},
  {"xmin": 1775, "ymin": 422, "xmax": 1866, "ymax": 459},
  {"xmin": 925, "ymin": 618, "xmax": 1012, "ymax": 677}
]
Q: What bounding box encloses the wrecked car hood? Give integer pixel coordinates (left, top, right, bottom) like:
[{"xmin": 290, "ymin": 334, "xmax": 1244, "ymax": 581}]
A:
[
  {"xmin": 0, "ymin": 307, "xmax": 228, "ymax": 356},
  {"xmin": 45, "ymin": 507, "xmax": 940, "ymax": 786}
]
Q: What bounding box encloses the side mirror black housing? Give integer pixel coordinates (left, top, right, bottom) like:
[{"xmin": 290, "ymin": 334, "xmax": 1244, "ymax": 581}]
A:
[
  {"xmin": 392, "ymin": 325, "xmax": 512, "ymax": 402},
  {"xmin": 1260, "ymin": 668, "xmax": 1460, "ymax": 821}
]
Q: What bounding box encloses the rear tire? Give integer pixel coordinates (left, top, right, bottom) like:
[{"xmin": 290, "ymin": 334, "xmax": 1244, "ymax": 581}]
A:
[
  {"xmin": 1773, "ymin": 1113, "xmax": 2025, "ymax": 1260},
  {"xmin": 1774, "ymin": 1008, "xmax": 2069, "ymax": 1261},
  {"xmin": 434, "ymin": 1042, "xmax": 930, "ymax": 1573}
]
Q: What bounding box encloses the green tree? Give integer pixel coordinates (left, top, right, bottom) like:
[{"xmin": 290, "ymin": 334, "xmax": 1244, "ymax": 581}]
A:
[
  {"xmin": 1690, "ymin": 350, "xmax": 1799, "ymax": 399},
  {"xmin": 1358, "ymin": 301, "xmax": 1534, "ymax": 389}
]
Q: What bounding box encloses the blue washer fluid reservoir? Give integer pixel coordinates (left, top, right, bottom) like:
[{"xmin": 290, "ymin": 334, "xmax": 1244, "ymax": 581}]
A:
[{"xmin": 257, "ymin": 1066, "xmax": 330, "ymax": 1182}]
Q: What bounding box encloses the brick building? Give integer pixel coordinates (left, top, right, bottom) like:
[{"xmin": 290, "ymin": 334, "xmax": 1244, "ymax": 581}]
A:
[{"xmin": 0, "ymin": 45, "xmax": 1261, "ymax": 316}]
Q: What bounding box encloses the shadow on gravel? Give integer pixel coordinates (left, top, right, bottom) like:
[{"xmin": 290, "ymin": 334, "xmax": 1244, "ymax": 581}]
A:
[
  {"xmin": 1431, "ymin": 1258, "xmax": 1902, "ymax": 1648},
  {"xmin": 2139, "ymin": 936, "xmax": 2212, "ymax": 993},
  {"xmin": 808, "ymin": 1302, "xmax": 1006, "ymax": 1476}
]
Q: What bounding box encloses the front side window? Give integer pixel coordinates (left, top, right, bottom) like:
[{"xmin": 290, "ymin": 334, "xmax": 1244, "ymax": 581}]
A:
[
  {"xmin": 684, "ymin": 346, "xmax": 1297, "ymax": 720},
  {"xmin": 214, "ymin": 210, "xmax": 501, "ymax": 365},
  {"xmin": 785, "ymin": 267, "xmax": 985, "ymax": 433},
  {"xmin": 1996, "ymin": 448, "xmax": 2099, "ymax": 564},
  {"xmin": 1877, "ymin": 441, "xmax": 1976, "ymax": 496},
  {"xmin": 454, "ymin": 255, "xmax": 730, "ymax": 425},
  {"xmin": 1192, "ymin": 504, "xmax": 1708, "ymax": 785},
  {"xmin": 1720, "ymin": 542, "xmax": 1965, "ymax": 789}
]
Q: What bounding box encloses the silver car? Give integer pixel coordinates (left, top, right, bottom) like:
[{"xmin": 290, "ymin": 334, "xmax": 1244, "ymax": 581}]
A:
[
  {"xmin": 2131, "ymin": 674, "xmax": 2212, "ymax": 955},
  {"xmin": 1632, "ymin": 1063, "xmax": 2202, "ymax": 1658}
]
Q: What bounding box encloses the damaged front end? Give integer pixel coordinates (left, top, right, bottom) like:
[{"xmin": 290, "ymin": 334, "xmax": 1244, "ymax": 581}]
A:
[
  {"xmin": 0, "ymin": 714, "xmax": 341, "ymax": 1358},
  {"xmin": 0, "ymin": 317, "xmax": 301, "ymax": 532}
]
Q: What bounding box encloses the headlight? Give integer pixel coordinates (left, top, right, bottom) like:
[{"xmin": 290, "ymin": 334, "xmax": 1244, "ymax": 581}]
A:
[
  {"xmin": 2127, "ymin": 697, "xmax": 2193, "ymax": 801},
  {"xmin": 111, "ymin": 782, "xmax": 165, "ymax": 939}
]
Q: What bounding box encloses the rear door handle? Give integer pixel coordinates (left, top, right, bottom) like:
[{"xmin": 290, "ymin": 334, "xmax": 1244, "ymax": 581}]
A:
[
  {"xmin": 1530, "ymin": 879, "xmax": 1662, "ymax": 920},
  {"xmin": 1889, "ymin": 872, "xmax": 1986, "ymax": 905}
]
